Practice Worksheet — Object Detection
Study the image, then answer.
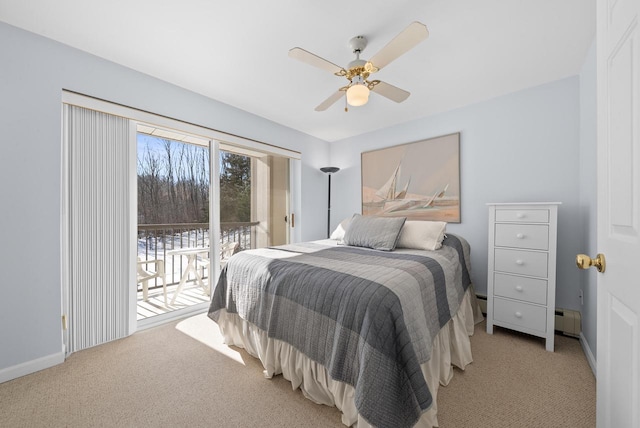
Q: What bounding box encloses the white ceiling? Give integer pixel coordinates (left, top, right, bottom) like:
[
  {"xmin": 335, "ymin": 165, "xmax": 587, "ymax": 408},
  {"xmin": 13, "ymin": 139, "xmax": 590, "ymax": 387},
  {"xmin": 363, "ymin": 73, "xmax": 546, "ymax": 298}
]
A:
[{"xmin": 0, "ymin": 0, "xmax": 595, "ymax": 142}]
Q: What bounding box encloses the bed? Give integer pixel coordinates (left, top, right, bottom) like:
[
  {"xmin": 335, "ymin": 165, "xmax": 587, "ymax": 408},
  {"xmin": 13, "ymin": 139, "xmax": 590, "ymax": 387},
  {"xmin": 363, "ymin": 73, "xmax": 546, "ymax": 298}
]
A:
[{"xmin": 208, "ymin": 216, "xmax": 482, "ymax": 428}]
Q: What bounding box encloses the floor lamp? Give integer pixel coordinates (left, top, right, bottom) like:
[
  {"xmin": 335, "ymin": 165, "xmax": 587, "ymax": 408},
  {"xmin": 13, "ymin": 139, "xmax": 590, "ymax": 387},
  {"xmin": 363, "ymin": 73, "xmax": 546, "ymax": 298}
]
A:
[{"xmin": 320, "ymin": 167, "xmax": 340, "ymax": 238}]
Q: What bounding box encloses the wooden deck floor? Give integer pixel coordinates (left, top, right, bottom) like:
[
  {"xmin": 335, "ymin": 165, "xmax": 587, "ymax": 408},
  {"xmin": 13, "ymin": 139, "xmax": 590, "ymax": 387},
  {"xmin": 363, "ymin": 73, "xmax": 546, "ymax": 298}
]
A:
[{"xmin": 137, "ymin": 281, "xmax": 211, "ymax": 320}]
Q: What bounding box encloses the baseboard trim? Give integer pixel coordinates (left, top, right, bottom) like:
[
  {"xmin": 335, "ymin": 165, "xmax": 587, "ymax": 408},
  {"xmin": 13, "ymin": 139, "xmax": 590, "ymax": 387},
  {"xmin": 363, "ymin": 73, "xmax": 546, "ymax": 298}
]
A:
[
  {"xmin": 0, "ymin": 350, "xmax": 65, "ymax": 384},
  {"xmin": 476, "ymin": 293, "xmax": 487, "ymax": 314},
  {"xmin": 579, "ymin": 332, "xmax": 597, "ymax": 377}
]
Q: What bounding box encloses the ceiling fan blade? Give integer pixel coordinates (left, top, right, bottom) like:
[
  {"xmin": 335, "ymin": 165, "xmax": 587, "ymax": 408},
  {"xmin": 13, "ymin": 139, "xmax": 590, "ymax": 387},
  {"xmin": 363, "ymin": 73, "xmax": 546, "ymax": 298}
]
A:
[
  {"xmin": 315, "ymin": 90, "xmax": 344, "ymax": 111},
  {"xmin": 369, "ymin": 21, "xmax": 429, "ymax": 70},
  {"xmin": 371, "ymin": 81, "xmax": 410, "ymax": 103},
  {"xmin": 289, "ymin": 47, "xmax": 344, "ymax": 75}
]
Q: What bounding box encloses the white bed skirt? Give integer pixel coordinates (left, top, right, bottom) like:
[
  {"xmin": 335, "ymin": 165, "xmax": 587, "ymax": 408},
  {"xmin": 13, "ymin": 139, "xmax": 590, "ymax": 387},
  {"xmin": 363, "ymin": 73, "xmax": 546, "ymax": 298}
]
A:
[{"xmin": 214, "ymin": 285, "xmax": 483, "ymax": 428}]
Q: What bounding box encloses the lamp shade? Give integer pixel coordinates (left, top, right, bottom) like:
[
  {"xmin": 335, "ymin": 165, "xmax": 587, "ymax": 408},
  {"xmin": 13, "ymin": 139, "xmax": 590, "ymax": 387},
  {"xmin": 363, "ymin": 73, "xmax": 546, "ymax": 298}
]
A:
[
  {"xmin": 320, "ymin": 166, "xmax": 340, "ymax": 174},
  {"xmin": 346, "ymin": 83, "xmax": 370, "ymax": 107}
]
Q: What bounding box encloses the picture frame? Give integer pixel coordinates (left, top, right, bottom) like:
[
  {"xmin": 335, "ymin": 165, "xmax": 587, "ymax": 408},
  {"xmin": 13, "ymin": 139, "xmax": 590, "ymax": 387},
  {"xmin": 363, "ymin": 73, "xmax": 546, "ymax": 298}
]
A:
[{"xmin": 361, "ymin": 132, "xmax": 461, "ymax": 223}]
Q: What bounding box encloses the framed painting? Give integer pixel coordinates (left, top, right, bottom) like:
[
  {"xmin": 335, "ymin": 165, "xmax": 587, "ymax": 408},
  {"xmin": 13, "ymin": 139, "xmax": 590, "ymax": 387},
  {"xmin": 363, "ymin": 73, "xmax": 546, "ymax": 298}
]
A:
[{"xmin": 361, "ymin": 132, "xmax": 461, "ymax": 223}]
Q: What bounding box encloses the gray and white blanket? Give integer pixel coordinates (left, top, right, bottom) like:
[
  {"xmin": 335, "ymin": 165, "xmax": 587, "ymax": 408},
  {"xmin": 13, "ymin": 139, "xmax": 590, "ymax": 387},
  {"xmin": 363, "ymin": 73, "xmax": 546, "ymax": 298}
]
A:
[{"xmin": 208, "ymin": 234, "xmax": 471, "ymax": 428}]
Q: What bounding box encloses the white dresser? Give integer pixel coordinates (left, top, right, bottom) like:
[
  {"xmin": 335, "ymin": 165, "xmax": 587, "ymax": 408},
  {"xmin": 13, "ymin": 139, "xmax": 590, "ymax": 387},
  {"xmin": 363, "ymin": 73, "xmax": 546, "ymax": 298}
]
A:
[{"xmin": 486, "ymin": 202, "xmax": 560, "ymax": 351}]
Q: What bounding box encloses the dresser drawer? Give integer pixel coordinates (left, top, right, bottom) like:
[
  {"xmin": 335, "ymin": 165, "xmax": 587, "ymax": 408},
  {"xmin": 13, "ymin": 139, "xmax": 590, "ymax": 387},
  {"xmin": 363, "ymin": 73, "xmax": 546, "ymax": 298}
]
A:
[
  {"xmin": 494, "ymin": 273, "xmax": 547, "ymax": 305},
  {"xmin": 495, "ymin": 224, "xmax": 549, "ymax": 250},
  {"xmin": 494, "ymin": 248, "xmax": 548, "ymax": 277},
  {"xmin": 493, "ymin": 297, "xmax": 547, "ymax": 333},
  {"xmin": 495, "ymin": 209, "xmax": 549, "ymax": 223}
]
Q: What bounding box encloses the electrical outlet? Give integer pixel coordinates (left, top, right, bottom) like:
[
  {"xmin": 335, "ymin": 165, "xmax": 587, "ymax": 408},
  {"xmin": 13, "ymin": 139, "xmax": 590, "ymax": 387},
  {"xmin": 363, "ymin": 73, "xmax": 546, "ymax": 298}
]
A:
[{"xmin": 579, "ymin": 289, "xmax": 584, "ymax": 305}]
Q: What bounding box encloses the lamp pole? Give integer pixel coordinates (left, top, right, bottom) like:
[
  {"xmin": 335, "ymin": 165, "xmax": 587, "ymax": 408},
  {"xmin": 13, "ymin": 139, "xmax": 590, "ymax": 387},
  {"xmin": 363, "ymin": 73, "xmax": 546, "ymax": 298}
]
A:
[{"xmin": 320, "ymin": 167, "xmax": 340, "ymax": 238}]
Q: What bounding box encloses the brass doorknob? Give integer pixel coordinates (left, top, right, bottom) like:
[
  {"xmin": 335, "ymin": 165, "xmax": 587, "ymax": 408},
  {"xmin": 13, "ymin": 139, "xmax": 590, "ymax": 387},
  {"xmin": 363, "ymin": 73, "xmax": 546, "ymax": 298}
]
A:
[{"xmin": 576, "ymin": 253, "xmax": 606, "ymax": 273}]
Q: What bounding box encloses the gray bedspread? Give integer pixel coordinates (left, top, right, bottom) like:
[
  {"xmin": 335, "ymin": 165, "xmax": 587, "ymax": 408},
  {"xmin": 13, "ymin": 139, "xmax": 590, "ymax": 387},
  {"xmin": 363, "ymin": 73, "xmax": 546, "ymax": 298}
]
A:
[{"xmin": 208, "ymin": 234, "xmax": 471, "ymax": 428}]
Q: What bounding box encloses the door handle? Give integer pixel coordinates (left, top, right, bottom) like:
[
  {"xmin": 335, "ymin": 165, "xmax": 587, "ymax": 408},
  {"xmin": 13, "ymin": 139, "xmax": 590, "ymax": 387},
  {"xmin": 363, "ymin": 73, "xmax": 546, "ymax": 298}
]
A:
[{"xmin": 576, "ymin": 253, "xmax": 606, "ymax": 273}]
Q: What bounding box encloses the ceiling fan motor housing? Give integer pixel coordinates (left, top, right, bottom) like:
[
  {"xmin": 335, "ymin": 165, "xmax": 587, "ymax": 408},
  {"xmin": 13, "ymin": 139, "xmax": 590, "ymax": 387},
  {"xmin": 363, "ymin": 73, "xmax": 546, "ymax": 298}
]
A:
[{"xmin": 347, "ymin": 60, "xmax": 370, "ymax": 82}]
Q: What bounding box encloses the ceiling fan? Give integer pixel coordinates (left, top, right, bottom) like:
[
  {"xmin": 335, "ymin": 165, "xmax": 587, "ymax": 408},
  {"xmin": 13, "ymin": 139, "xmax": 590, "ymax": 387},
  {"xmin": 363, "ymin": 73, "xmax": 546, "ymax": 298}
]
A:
[{"xmin": 288, "ymin": 21, "xmax": 429, "ymax": 112}]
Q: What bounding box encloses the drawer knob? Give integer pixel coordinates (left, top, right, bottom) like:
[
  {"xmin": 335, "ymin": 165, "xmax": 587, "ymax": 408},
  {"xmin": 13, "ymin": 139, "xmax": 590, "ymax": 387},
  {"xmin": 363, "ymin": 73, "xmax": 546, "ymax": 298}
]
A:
[
  {"xmin": 515, "ymin": 285, "xmax": 523, "ymax": 292},
  {"xmin": 516, "ymin": 233, "xmax": 524, "ymax": 239},
  {"xmin": 515, "ymin": 311, "xmax": 523, "ymax": 318},
  {"xmin": 515, "ymin": 259, "xmax": 524, "ymax": 265},
  {"xmin": 516, "ymin": 212, "xmax": 525, "ymax": 219}
]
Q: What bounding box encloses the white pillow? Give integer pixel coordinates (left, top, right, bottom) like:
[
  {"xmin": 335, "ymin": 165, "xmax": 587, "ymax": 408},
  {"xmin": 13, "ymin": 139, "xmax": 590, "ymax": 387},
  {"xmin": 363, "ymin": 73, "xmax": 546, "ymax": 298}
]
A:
[
  {"xmin": 397, "ymin": 221, "xmax": 447, "ymax": 251},
  {"xmin": 330, "ymin": 216, "xmax": 354, "ymax": 241}
]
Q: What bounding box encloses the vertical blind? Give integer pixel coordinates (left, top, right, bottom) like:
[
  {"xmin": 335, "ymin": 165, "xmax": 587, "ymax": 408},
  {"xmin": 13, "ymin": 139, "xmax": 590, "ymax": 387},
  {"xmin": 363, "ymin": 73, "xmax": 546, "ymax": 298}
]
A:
[{"xmin": 63, "ymin": 105, "xmax": 131, "ymax": 353}]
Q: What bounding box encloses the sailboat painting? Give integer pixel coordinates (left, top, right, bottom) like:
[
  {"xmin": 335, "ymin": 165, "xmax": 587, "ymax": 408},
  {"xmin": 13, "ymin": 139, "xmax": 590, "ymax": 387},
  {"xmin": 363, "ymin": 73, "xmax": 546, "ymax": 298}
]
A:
[{"xmin": 361, "ymin": 133, "xmax": 461, "ymax": 222}]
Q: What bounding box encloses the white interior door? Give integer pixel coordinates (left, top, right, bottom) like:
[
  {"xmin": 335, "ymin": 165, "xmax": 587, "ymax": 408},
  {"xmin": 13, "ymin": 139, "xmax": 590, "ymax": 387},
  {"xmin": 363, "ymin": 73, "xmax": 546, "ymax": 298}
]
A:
[{"xmin": 596, "ymin": 0, "xmax": 640, "ymax": 425}]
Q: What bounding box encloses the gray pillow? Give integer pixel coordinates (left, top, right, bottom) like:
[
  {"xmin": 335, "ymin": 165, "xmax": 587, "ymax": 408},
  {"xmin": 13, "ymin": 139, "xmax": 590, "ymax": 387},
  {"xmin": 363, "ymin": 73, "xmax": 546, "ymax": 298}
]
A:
[{"xmin": 342, "ymin": 214, "xmax": 407, "ymax": 251}]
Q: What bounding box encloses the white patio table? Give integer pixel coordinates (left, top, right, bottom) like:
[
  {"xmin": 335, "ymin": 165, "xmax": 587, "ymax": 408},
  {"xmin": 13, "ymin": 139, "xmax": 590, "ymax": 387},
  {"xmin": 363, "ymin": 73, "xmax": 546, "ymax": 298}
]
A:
[{"xmin": 166, "ymin": 247, "xmax": 210, "ymax": 305}]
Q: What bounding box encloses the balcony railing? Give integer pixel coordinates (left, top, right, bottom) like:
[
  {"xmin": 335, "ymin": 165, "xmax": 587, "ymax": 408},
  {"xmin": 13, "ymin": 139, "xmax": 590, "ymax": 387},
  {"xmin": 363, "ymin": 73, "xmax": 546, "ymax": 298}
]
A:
[{"xmin": 137, "ymin": 221, "xmax": 258, "ymax": 289}]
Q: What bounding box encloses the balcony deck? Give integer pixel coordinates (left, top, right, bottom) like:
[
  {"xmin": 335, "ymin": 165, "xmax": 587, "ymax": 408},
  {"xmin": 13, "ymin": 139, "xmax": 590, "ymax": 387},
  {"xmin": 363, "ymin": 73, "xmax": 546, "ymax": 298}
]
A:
[
  {"xmin": 137, "ymin": 280, "xmax": 211, "ymax": 320},
  {"xmin": 136, "ymin": 221, "xmax": 257, "ymax": 321}
]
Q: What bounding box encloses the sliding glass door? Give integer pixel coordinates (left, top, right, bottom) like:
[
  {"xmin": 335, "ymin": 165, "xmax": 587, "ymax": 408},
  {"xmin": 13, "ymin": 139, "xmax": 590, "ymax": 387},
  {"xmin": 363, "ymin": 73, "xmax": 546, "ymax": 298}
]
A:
[{"xmin": 135, "ymin": 131, "xmax": 293, "ymax": 324}]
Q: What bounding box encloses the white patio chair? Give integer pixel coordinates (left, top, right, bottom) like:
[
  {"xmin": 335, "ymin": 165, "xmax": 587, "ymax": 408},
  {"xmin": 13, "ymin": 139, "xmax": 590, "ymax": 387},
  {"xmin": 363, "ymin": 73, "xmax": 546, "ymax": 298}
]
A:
[
  {"xmin": 220, "ymin": 241, "xmax": 239, "ymax": 269},
  {"xmin": 137, "ymin": 257, "xmax": 167, "ymax": 307},
  {"xmin": 197, "ymin": 241, "xmax": 239, "ymax": 283}
]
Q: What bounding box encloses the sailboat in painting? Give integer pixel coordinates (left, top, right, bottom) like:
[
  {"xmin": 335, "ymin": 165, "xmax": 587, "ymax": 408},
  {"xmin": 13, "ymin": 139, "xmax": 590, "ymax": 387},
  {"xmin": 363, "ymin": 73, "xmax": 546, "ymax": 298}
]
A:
[
  {"xmin": 363, "ymin": 162, "xmax": 458, "ymax": 220},
  {"xmin": 375, "ymin": 164, "xmax": 409, "ymax": 201},
  {"xmin": 382, "ymin": 183, "xmax": 452, "ymax": 213}
]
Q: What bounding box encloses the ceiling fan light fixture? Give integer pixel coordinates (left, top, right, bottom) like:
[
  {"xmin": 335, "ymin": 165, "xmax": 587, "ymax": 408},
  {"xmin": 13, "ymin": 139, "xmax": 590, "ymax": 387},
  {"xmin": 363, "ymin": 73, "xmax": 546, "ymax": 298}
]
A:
[{"xmin": 346, "ymin": 83, "xmax": 370, "ymax": 107}]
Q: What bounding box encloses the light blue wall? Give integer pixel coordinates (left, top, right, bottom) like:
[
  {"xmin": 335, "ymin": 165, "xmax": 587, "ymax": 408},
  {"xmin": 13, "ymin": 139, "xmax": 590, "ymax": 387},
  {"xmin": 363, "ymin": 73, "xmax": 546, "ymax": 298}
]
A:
[
  {"xmin": 0, "ymin": 22, "xmax": 329, "ymax": 374},
  {"xmin": 329, "ymin": 77, "xmax": 584, "ymax": 312},
  {"xmin": 578, "ymin": 40, "xmax": 597, "ymax": 360}
]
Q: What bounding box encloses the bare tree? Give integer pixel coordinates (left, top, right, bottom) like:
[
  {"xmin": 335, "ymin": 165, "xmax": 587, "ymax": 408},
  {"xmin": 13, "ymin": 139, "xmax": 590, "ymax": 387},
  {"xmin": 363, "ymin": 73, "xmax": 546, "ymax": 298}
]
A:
[
  {"xmin": 137, "ymin": 144, "xmax": 163, "ymax": 224},
  {"xmin": 138, "ymin": 136, "xmax": 245, "ymax": 227},
  {"xmin": 163, "ymin": 139, "xmax": 178, "ymax": 222}
]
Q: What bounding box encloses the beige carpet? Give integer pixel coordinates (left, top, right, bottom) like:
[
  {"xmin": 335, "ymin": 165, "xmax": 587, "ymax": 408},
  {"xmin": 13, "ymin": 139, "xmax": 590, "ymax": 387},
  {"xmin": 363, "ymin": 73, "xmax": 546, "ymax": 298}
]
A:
[
  {"xmin": 0, "ymin": 314, "xmax": 595, "ymax": 428},
  {"xmin": 437, "ymin": 321, "xmax": 596, "ymax": 427}
]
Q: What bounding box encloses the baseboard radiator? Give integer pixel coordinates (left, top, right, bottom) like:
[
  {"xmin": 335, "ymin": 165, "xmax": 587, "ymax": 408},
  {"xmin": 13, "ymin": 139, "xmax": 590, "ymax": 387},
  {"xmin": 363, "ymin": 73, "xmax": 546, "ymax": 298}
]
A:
[{"xmin": 475, "ymin": 294, "xmax": 581, "ymax": 337}]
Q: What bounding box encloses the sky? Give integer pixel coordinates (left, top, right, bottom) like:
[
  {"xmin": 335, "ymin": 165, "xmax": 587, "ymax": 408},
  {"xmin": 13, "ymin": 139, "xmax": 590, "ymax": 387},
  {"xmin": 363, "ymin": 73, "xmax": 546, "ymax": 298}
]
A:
[{"xmin": 137, "ymin": 133, "xmax": 211, "ymax": 178}]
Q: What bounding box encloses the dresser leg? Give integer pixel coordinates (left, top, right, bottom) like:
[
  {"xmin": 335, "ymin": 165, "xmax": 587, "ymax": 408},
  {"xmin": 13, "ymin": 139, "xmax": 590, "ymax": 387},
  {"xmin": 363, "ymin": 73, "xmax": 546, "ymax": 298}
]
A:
[{"xmin": 545, "ymin": 337, "xmax": 554, "ymax": 352}]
